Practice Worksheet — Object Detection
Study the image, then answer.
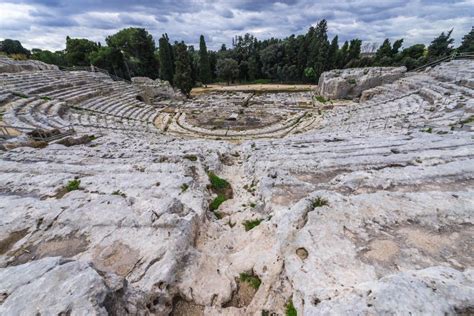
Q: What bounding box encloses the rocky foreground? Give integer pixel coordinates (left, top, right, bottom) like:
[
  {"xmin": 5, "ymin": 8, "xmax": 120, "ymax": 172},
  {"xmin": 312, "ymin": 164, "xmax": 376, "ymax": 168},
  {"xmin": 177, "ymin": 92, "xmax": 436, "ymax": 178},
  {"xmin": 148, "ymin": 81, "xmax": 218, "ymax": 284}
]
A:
[{"xmin": 0, "ymin": 59, "xmax": 473, "ymax": 315}]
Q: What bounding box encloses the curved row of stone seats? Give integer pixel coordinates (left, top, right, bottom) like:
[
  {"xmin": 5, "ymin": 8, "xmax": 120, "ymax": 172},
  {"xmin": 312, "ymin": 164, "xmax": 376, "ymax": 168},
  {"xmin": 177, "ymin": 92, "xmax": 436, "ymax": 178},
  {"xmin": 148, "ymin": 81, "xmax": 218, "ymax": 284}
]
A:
[
  {"xmin": 428, "ymin": 59, "xmax": 474, "ymax": 87},
  {"xmin": 245, "ymin": 130, "xmax": 474, "ymax": 211},
  {"xmin": 0, "ymin": 67, "xmax": 163, "ymax": 135},
  {"xmin": 2, "ymin": 97, "xmax": 71, "ymax": 130},
  {"xmin": 318, "ymin": 61, "xmax": 473, "ymax": 134}
]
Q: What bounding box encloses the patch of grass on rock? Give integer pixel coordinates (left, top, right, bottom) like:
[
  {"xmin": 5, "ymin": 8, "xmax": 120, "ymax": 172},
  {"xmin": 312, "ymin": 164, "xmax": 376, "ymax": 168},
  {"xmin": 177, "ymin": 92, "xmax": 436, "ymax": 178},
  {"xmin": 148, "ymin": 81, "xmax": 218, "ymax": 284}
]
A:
[
  {"xmin": 208, "ymin": 172, "xmax": 230, "ymax": 192},
  {"xmin": 314, "ymin": 95, "xmax": 327, "ymax": 103},
  {"xmin": 180, "ymin": 183, "xmax": 189, "ymax": 192},
  {"xmin": 112, "ymin": 190, "xmax": 126, "ymax": 197},
  {"xmin": 239, "ymin": 272, "xmax": 261, "ymax": 290},
  {"xmin": 184, "ymin": 155, "xmax": 198, "ymax": 161},
  {"xmin": 312, "ymin": 196, "xmax": 329, "ymax": 208},
  {"xmin": 66, "ymin": 179, "xmax": 80, "ymax": 192},
  {"xmin": 285, "ymin": 299, "xmax": 297, "ymax": 316},
  {"xmin": 243, "ymin": 218, "xmax": 263, "ymax": 231},
  {"xmin": 210, "ymin": 194, "xmax": 226, "ymax": 211}
]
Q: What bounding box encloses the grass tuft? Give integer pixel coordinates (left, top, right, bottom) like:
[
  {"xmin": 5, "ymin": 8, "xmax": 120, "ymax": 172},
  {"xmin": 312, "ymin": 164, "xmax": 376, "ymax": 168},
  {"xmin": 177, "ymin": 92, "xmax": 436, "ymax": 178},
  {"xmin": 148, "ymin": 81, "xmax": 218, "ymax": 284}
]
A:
[
  {"xmin": 65, "ymin": 179, "xmax": 80, "ymax": 192},
  {"xmin": 239, "ymin": 272, "xmax": 261, "ymax": 290},
  {"xmin": 312, "ymin": 196, "xmax": 329, "ymax": 208},
  {"xmin": 208, "ymin": 172, "xmax": 230, "ymax": 191},
  {"xmin": 314, "ymin": 95, "xmax": 327, "ymax": 103},
  {"xmin": 184, "ymin": 155, "xmax": 198, "ymax": 161},
  {"xmin": 13, "ymin": 92, "xmax": 28, "ymax": 99},
  {"xmin": 180, "ymin": 183, "xmax": 189, "ymax": 192},
  {"xmin": 242, "ymin": 218, "xmax": 263, "ymax": 231},
  {"xmin": 40, "ymin": 96, "xmax": 51, "ymax": 101},
  {"xmin": 285, "ymin": 299, "xmax": 297, "ymax": 316},
  {"xmin": 210, "ymin": 194, "xmax": 226, "ymax": 211},
  {"xmin": 112, "ymin": 190, "xmax": 126, "ymax": 198}
]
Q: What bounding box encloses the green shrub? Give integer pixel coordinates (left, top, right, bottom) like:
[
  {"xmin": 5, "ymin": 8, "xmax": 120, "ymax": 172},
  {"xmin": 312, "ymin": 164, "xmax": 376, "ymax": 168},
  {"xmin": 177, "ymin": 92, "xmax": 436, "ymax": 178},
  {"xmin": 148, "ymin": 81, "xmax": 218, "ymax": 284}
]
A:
[
  {"xmin": 66, "ymin": 179, "xmax": 80, "ymax": 192},
  {"xmin": 347, "ymin": 78, "xmax": 356, "ymax": 85},
  {"xmin": 40, "ymin": 96, "xmax": 51, "ymax": 101},
  {"xmin": 181, "ymin": 183, "xmax": 189, "ymax": 192},
  {"xmin": 243, "ymin": 218, "xmax": 263, "ymax": 231},
  {"xmin": 285, "ymin": 299, "xmax": 297, "ymax": 316},
  {"xmin": 239, "ymin": 272, "xmax": 261, "ymax": 290},
  {"xmin": 312, "ymin": 196, "xmax": 329, "ymax": 208}
]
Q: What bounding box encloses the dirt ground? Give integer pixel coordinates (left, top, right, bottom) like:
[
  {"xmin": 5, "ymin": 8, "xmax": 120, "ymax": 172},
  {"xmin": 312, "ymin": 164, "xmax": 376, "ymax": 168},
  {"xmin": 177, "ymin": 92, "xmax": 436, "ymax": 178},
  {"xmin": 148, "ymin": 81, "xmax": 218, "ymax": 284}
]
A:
[{"xmin": 191, "ymin": 83, "xmax": 316, "ymax": 96}]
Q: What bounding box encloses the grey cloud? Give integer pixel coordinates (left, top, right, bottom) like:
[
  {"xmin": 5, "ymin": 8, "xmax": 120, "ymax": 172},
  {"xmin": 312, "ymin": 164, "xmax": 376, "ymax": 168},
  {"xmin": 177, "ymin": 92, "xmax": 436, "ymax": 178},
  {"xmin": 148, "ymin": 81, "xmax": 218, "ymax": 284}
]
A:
[{"xmin": 0, "ymin": 0, "xmax": 471, "ymax": 51}]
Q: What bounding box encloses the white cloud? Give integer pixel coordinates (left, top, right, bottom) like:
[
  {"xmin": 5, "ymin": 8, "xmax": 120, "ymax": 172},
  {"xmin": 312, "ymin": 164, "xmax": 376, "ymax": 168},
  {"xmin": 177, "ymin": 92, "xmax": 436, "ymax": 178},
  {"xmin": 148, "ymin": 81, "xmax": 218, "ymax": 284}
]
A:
[{"xmin": 0, "ymin": 0, "xmax": 472, "ymax": 51}]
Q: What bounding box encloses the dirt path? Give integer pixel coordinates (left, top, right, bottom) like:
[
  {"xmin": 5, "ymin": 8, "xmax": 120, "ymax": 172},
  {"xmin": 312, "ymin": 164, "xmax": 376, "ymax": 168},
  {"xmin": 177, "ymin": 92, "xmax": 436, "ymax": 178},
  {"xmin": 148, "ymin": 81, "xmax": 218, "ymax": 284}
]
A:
[{"xmin": 192, "ymin": 83, "xmax": 316, "ymax": 96}]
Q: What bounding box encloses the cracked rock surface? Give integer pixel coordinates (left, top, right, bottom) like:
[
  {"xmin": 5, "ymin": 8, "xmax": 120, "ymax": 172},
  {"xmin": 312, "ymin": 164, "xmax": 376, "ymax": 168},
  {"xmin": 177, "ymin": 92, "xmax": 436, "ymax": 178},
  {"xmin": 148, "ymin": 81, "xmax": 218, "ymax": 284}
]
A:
[{"xmin": 0, "ymin": 59, "xmax": 473, "ymax": 315}]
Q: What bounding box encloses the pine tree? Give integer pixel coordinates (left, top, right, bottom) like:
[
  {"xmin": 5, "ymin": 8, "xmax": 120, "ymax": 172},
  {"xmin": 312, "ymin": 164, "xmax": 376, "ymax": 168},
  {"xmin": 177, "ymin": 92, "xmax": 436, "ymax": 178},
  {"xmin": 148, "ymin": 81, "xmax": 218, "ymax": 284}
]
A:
[
  {"xmin": 173, "ymin": 42, "xmax": 193, "ymax": 97},
  {"xmin": 199, "ymin": 35, "xmax": 212, "ymax": 86},
  {"xmin": 458, "ymin": 27, "xmax": 474, "ymax": 53},
  {"xmin": 159, "ymin": 34, "xmax": 174, "ymax": 84},
  {"xmin": 427, "ymin": 29, "xmax": 454, "ymax": 60}
]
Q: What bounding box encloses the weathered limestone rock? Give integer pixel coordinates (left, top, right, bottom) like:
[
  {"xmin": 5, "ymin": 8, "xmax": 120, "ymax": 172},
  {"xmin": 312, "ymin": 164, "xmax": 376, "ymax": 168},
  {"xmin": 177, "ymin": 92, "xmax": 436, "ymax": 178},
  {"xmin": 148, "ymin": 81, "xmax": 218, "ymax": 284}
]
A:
[
  {"xmin": 132, "ymin": 76, "xmax": 184, "ymax": 103},
  {"xmin": 0, "ymin": 257, "xmax": 134, "ymax": 315},
  {"xmin": 318, "ymin": 66, "xmax": 406, "ymax": 99},
  {"xmin": 0, "ymin": 59, "xmax": 472, "ymax": 315},
  {"xmin": 0, "ymin": 56, "xmax": 58, "ymax": 73}
]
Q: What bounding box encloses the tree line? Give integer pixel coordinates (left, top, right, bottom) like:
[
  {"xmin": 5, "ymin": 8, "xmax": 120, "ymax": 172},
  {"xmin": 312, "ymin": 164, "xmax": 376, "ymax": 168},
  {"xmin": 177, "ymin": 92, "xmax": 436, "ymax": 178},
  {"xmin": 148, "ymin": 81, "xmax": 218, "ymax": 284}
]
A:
[{"xmin": 1, "ymin": 23, "xmax": 473, "ymax": 97}]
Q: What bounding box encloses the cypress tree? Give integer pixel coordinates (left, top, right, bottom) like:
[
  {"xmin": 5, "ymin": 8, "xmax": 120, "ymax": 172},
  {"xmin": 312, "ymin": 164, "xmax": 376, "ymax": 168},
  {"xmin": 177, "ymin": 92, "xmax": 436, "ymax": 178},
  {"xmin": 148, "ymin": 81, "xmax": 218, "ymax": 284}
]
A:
[
  {"xmin": 173, "ymin": 42, "xmax": 193, "ymax": 97},
  {"xmin": 327, "ymin": 35, "xmax": 339, "ymax": 70},
  {"xmin": 159, "ymin": 34, "xmax": 174, "ymax": 84},
  {"xmin": 199, "ymin": 35, "xmax": 212, "ymax": 86}
]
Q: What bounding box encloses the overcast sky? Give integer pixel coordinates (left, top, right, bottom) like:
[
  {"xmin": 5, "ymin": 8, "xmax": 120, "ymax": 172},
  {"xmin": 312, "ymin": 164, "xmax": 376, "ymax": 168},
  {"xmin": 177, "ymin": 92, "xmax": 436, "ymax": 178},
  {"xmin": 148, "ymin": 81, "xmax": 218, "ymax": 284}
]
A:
[{"xmin": 0, "ymin": 0, "xmax": 472, "ymax": 51}]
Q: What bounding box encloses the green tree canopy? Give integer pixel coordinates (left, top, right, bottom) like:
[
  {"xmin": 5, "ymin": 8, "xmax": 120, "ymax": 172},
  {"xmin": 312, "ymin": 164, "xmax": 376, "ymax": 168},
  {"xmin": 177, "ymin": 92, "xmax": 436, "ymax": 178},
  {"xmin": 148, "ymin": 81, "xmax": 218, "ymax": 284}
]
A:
[
  {"xmin": 65, "ymin": 36, "xmax": 99, "ymax": 66},
  {"xmin": 427, "ymin": 29, "xmax": 454, "ymax": 60},
  {"xmin": 0, "ymin": 39, "xmax": 30, "ymax": 56},
  {"xmin": 106, "ymin": 28, "xmax": 159, "ymax": 78},
  {"xmin": 217, "ymin": 58, "xmax": 239, "ymax": 85},
  {"xmin": 30, "ymin": 49, "xmax": 66, "ymax": 67},
  {"xmin": 89, "ymin": 47, "xmax": 129, "ymax": 80}
]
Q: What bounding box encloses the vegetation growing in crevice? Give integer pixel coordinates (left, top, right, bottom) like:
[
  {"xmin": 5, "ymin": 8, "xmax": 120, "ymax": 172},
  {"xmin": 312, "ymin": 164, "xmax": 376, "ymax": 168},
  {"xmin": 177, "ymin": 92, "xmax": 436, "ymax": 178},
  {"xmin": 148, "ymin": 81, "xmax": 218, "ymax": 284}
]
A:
[
  {"xmin": 207, "ymin": 172, "xmax": 233, "ymax": 215},
  {"xmin": 112, "ymin": 190, "xmax": 126, "ymax": 197},
  {"xmin": 315, "ymin": 95, "xmax": 327, "ymax": 103},
  {"xmin": 312, "ymin": 196, "xmax": 329, "ymax": 208},
  {"xmin": 243, "ymin": 218, "xmax": 263, "ymax": 231},
  {"xmin": 180, "ymin": 183, "xmax": 189, "ymax": 192},
  {"xmin": 239, "ymin": 272, "xmax": 261, "ymax": 290},
  {"xmin": 286, "ymin": 299, "xmax": 297, "ymax": 316},
  {"xmin": 65, "ymin": 179, "xmax": 81, "ymax": 192},
  {"xmin": 184, "ymin": 155, "xmax": 198, "ymax": 161},
  {"xmin": 210, "ymin": 194, "xmax": 226, "ymax": 210},
  {"xmin": 12, "ymin": 92, "xmax": 28, "ymax": 99},
  {"xmin": 208, "ymin": 172, "xmax": 231, "ymax": 193}
]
